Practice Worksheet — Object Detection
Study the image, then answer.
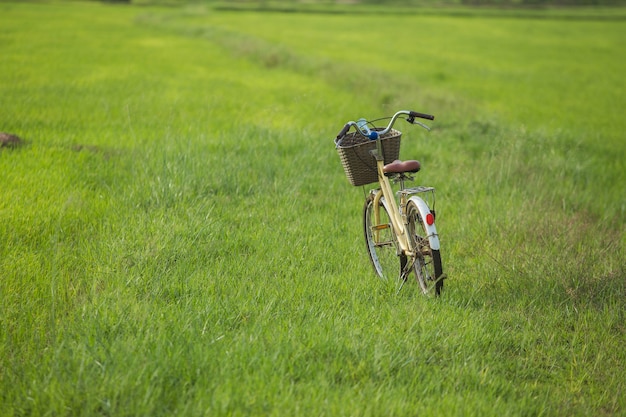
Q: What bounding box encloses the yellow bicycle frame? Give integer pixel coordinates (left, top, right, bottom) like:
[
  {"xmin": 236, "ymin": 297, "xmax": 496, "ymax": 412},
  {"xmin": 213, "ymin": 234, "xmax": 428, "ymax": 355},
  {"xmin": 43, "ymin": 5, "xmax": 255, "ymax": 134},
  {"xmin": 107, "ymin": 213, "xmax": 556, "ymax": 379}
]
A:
[{"xmin": 370, "ymin": 148, "xmax": 413, "ymax": 258}]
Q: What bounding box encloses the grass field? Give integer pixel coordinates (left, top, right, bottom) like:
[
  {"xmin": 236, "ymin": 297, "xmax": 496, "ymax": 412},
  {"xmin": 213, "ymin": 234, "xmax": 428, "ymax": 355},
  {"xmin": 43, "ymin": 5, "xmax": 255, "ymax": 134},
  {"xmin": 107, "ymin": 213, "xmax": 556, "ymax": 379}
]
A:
[{"xmin": 1, "ymin": 1, "xmax": 624, "ymax": 415}]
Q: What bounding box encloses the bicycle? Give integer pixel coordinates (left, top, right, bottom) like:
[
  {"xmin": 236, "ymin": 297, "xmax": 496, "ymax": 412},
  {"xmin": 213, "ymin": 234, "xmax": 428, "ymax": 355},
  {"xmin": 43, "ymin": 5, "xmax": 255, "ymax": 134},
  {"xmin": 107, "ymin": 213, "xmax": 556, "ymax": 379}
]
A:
[{"xmin": 335, "ymin": 110, "xmax": 445, "ymax": 296}]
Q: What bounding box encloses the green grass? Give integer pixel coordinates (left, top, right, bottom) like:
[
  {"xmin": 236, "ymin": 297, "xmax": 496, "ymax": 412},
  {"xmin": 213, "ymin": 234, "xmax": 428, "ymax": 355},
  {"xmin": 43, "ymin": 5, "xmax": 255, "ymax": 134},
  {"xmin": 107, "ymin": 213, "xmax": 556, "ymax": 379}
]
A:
[{"xmin": 1, "ymin": 1, "xmax": 624, "ymax": 416}]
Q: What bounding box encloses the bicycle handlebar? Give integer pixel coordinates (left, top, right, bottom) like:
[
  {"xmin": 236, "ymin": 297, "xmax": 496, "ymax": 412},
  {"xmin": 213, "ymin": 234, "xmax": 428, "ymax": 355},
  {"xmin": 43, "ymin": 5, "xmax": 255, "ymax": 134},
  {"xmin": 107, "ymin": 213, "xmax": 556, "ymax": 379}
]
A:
[
  {"xmin": 336, "ymin": 110, "xmax": 434, "ymax": 141},
  {"xmin": 409, "ymin": 110, "xmax": 435, "ymax": 121}
]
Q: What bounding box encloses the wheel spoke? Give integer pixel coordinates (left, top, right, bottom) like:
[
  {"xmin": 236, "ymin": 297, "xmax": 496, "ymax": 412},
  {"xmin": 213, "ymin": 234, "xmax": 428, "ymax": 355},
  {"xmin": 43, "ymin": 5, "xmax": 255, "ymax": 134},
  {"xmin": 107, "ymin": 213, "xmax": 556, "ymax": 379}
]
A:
[
  {"xmin": 364, "ymin": 196, "xmax": 401, "ymax": 281},
  {"xmin": 406, "ymin": 201, "xmax": 444, "ymax": 295},
  {"xmin": 364, "ymin": 196, "xmax": 443, "ymax": 295}
]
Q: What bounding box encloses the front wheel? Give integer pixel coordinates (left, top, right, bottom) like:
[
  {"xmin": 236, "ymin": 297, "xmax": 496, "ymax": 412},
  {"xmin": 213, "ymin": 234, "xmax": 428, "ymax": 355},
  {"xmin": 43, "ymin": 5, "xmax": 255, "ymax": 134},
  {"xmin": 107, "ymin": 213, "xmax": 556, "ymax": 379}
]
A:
[
  {"xmin": 363, "ymin": 194, "xmax": 401, "ymax": 281},
  {"xmin": 406, "ymin": 200, "xmax": 444, "ymax": 296}
]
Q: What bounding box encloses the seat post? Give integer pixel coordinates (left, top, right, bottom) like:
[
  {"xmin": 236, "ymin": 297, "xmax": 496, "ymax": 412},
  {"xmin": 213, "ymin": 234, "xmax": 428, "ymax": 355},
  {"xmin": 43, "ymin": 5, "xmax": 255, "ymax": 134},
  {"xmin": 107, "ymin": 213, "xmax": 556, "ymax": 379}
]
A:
[{"xmin": 398, "ymin": 175, "xmax": 406, "ymax": 191}]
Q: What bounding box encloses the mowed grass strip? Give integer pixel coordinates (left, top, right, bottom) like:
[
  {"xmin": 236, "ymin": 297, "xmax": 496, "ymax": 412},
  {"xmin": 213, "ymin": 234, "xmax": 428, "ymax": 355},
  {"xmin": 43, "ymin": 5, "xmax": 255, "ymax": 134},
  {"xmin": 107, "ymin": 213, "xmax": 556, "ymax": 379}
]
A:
[{"xmin": 1, "ymin": 2, "xmax": 624, "ymax": 416}]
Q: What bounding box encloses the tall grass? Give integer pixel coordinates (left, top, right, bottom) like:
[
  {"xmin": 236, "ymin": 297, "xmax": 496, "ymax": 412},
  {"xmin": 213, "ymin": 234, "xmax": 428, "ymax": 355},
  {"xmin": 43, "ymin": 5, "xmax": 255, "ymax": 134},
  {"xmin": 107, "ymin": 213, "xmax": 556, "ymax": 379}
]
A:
[{"xmin": 1, "ymin": 1, "xmax": 624, "ymax": 416}]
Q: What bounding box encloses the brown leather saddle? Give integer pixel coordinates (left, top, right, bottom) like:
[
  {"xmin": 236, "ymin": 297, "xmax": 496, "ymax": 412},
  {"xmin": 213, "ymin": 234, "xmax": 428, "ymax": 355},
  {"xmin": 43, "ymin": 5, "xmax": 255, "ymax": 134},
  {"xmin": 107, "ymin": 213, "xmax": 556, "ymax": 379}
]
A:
[{"xmin": 383, "ymin": 159, "xmax": 421, "ymax": 175}]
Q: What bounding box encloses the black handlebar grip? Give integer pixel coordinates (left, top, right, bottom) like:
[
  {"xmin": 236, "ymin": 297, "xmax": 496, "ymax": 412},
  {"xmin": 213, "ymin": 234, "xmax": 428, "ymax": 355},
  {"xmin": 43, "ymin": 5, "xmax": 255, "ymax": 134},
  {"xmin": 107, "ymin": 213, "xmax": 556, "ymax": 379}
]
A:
[
  {"xmin": 409, "ymin": 111, "xmax": 435, "ymax": 121},
  {"xmin": 337, "ymin": 123, "xmax": 351, "ymax": 139}
]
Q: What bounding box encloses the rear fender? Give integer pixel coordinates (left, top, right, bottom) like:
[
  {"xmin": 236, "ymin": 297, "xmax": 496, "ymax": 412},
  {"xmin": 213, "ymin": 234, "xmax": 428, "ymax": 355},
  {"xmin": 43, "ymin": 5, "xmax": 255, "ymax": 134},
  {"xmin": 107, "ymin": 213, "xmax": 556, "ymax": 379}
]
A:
[{"xmin": 408, "ymin": 196, "xmax": 440, "ymax": 250}]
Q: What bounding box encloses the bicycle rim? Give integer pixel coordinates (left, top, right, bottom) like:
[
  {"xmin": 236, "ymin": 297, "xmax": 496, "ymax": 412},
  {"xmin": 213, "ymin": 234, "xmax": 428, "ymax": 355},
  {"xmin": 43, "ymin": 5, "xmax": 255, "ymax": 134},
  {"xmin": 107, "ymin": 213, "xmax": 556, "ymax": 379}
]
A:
[
  {"xmin": 364, "ymin": 195, "xmax": 401, "ymax": 281},
  {"xmin": 406, "ymin": 201, "xmax": 444, "ymax": 295}
]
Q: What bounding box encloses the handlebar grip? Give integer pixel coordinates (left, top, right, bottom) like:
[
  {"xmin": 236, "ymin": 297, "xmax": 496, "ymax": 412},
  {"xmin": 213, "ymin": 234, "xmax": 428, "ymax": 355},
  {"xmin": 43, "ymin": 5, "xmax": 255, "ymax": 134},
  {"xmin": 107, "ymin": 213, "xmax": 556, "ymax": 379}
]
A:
[
  {"xmin": 409, "ymin": 111, "xmax": 435, "ymax": 121},
  {"xmin": 337, "ymin": 123, "xmax": 351, "ymax": 139}
]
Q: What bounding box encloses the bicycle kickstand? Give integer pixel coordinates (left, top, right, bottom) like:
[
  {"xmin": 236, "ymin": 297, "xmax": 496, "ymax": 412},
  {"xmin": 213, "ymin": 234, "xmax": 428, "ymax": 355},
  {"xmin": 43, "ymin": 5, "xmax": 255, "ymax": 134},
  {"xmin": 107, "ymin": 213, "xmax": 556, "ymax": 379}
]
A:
[{"xmin": 397, "ymin": 255, "xmax": 416, "ymax": 294}]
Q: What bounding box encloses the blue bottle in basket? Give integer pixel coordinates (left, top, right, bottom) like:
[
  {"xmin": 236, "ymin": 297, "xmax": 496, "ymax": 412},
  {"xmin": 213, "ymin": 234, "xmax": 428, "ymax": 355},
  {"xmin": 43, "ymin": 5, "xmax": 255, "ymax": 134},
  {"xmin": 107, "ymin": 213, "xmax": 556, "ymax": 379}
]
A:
[{"xmin": 357, "ymin": 118, "xmax": 379, "ymax": 140}]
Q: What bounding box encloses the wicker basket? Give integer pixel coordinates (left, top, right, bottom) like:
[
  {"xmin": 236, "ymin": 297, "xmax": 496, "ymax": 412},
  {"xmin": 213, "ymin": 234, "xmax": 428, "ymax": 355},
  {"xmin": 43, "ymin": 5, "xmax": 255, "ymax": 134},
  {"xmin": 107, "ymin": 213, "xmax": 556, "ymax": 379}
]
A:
[{"xmin": 335, "ymin": 128, "xmax": 402, "ymax": 186}]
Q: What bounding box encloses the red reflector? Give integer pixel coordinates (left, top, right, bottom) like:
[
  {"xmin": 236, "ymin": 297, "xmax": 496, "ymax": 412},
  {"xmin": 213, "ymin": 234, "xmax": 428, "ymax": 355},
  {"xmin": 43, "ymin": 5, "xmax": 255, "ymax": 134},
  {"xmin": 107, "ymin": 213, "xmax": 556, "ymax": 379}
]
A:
[{"xmin": 426, "ymin": 213, "xmax": 435, "ymax": 225}]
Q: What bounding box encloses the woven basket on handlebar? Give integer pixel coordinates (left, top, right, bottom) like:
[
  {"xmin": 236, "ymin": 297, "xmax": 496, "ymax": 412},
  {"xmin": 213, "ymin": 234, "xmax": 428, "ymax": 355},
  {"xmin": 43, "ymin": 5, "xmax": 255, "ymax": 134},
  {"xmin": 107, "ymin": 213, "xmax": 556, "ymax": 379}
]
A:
[{"xmin": 335, "ymin": 128, "xmax": 402, "ymax": 187}]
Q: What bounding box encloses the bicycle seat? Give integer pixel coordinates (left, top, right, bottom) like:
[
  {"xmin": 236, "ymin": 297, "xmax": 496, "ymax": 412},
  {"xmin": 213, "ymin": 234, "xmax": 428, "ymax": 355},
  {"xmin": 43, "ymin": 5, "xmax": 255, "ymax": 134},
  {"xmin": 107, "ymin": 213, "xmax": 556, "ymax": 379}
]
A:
[{"xmin": 383, "ymin": 159, "xmax": 421, "ymax": 174}]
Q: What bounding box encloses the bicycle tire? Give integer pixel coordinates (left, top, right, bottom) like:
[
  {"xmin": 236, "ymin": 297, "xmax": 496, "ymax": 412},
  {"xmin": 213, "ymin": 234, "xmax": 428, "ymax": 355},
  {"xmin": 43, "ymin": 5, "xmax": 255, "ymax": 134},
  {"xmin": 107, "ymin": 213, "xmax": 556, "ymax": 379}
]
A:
[
  {"xmin": 363, "ymin": 194, "xmax": 401, "ymax": 281},
  {"xmin": 406, "ymin": 200, "xmax": 444, "ymax": 296}
]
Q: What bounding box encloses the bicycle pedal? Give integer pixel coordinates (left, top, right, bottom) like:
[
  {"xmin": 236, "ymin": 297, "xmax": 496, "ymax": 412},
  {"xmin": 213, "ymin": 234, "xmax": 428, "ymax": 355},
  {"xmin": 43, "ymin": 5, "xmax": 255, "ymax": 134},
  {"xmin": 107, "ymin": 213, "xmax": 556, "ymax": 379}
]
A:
[{"xmin": 372, "ymin": 224, "xmax": 390, "ymax": 230}]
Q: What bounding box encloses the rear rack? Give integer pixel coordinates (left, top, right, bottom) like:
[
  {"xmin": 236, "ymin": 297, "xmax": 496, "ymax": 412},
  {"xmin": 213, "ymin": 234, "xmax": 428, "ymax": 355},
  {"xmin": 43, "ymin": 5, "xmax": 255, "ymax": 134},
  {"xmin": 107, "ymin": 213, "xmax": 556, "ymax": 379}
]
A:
[{"xmin": 398, "ymin": 186, "xmax": 435, "ymax": 197}]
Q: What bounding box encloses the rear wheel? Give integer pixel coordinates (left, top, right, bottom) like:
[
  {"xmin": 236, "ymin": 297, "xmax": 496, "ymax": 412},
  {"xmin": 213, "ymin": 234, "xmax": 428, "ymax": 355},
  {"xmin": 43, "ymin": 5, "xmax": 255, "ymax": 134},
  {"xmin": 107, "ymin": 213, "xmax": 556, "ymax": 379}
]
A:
[
  {"xmin": 406, "ymin": 201, "xmax": 444, "ymax": 295},
  {"xmin": 364, "ymin": 194, "xmax": 401, "ymax": 281}
]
